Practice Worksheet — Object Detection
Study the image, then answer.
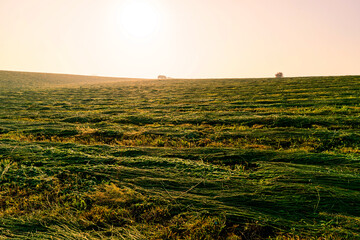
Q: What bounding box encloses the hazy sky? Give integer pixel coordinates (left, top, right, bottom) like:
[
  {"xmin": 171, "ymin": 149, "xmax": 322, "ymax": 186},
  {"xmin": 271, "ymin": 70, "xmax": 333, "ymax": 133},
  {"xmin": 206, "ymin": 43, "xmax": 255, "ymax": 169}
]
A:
[{"xmin": 1, "ymin": 0, "xmax": 359, "ymax": 78}]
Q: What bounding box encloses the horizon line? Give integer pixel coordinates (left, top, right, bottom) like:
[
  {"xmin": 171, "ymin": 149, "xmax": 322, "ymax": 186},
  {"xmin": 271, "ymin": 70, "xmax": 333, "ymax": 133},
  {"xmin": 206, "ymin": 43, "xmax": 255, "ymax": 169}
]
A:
[{"xmin": 1, "ymin": 69, "xmax": 359, "ymax": 80}]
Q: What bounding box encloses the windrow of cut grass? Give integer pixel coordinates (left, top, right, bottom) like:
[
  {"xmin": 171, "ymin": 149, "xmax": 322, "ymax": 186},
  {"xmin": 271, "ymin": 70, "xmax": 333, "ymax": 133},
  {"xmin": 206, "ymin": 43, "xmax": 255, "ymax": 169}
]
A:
[{"xmin": 1, "ymin": 72, "xmax": 360, "ymax": 239}]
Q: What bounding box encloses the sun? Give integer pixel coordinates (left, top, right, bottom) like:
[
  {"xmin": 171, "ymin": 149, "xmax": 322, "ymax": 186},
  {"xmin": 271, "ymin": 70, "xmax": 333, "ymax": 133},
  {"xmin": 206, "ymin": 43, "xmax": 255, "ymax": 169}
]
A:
[{"xmin": 120, "ymin": 1, "xmax": 160, "ymax": 38}]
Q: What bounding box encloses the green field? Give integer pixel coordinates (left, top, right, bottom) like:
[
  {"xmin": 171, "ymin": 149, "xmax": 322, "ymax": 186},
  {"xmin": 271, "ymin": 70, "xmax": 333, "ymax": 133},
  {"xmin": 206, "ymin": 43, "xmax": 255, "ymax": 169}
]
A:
[{"xmin": 0, "ymin": 71, "xmax": 359, "ymax": 239}]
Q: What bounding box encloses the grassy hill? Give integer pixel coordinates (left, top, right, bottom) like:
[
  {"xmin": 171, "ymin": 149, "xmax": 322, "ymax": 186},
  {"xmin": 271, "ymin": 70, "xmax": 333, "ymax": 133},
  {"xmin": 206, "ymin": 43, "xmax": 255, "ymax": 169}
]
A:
[
  {"xmin": 0, "ymin": 71, "xmax": 360, "ymax": 239},
  {"xmin": 0, "ymin": 70, "xmax": 145, "ymax": 89}
]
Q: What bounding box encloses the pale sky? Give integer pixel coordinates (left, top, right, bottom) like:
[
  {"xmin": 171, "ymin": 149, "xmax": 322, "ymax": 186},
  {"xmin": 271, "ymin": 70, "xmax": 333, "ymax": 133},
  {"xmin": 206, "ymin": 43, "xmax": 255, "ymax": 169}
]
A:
[{"xmin": 1, "ymin": 0, "xmax": 359, "ymax": 79}]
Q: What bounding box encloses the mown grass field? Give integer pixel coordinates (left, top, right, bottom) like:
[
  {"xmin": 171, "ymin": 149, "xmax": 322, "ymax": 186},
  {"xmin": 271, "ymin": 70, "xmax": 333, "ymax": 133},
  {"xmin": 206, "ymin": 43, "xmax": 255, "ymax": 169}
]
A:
[{"xmin": 0, "ymin": 71, "xmax": 359, "ymax": 239}]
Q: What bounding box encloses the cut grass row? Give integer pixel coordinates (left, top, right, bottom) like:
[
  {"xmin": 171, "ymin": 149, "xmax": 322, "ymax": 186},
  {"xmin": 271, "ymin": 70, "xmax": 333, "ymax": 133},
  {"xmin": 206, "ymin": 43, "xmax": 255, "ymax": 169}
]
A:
[{"xmin": 1, "ymin": 140, "xmax": 359, "ymax": 239}]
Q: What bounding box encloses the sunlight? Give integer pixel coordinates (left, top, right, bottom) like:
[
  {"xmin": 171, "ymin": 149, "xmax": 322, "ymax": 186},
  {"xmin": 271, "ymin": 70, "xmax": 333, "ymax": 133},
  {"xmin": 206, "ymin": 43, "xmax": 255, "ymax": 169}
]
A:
[{"xmin": 120, "ymin": 0, "xmax": 160, "ymax": 38}]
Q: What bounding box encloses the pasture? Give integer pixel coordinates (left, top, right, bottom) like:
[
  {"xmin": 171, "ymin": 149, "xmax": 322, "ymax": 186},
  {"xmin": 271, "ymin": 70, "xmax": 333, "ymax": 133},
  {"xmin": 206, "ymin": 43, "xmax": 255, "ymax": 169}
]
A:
[{"xmin": 0, "ymin": 71, "xmax": 359, "ymax": 239}]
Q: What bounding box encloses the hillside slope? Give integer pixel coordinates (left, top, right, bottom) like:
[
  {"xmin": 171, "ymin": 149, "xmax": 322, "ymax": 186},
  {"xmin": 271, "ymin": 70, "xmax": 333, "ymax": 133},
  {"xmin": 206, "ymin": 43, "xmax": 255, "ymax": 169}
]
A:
[{"xmin": 0, "ymin": 70, "xmax": 145, "ymax": 89}]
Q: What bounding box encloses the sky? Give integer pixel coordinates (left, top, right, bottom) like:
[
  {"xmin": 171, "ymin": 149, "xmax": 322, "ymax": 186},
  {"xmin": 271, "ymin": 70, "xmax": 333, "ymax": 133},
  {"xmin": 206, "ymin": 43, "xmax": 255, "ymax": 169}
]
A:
[{"xmin": 0, "ymin": 0, "xmax": 359, "ymax": 79}]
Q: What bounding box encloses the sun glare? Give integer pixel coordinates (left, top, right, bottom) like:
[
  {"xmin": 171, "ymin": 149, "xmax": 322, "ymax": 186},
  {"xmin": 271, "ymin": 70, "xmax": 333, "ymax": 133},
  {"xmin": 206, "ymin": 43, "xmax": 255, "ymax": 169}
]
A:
[{"xmin": 120, "ymin": 1, "xmax": 160, "ymax": 38}]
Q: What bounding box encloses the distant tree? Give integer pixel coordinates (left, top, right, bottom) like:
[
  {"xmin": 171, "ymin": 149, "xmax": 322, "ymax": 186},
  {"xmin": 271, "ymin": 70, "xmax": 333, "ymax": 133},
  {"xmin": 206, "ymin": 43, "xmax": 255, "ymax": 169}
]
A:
[
  {"xmin": 158, "ymin": 75, "xmax": 167, "ymax": 80},
  {"xmin": 275, "ymin": 72, "xmax": 283, "ymax": 78}
]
